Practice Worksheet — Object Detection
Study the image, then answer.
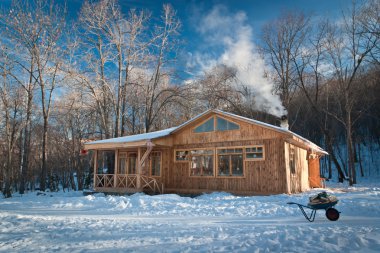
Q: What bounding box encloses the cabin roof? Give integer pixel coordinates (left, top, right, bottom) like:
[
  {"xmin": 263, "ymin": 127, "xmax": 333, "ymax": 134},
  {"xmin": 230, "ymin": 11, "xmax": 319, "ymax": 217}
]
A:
[
  {"xmin": 85, "ymin": 127, "xmax": 177, "ymax": 145},
  {"xmin": 85, "ymin": 109, "xmax": 327, "ymax": 155}
]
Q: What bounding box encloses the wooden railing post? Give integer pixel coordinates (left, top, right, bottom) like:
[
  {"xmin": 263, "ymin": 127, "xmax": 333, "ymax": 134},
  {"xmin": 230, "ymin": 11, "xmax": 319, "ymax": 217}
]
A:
[
  {"xmin": 137, "ymin": 148, "xmax": 141, "ymax": 189},
  {"xmin": 93, "ymin": 150, "xmax": 97, "ymax": 189},
  {"xmin": 114, "ymin": 150, "xmax": 118, "ymax": 188}
]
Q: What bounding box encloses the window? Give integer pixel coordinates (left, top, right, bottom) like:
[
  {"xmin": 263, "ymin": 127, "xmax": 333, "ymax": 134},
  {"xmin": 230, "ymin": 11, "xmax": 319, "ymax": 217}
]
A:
[
  {"xmin": 119, "ymin": 152, "xmax": 127, "ymax": 174},
  {"xmin": 217, "ymin": 148, "xmax": 243, "ymax": 176},
  {"xmin": 194, "ymin": 116, "xmax": 240, "ymax": 133},
  {"xmin": 175, "ymin": 150, "xmax": 189, "ymax": 162},
  {"xmin": 97, "ymin": 150, "xmax": 115, "ymax": 174},
  {"xmin": 194, "ymin": 118, "xmax": 214, "ymax": 133},
  {"xmin": 246, "ymin": 146, "xmax": 264, "ymax": 160},
  {"xmin": 128, "ymin": 153, "xmax": 137, "ymax": 174},
  {"xmin": 190, "ymin": 149, "xmax": 214, "ymax": 176},
  {"xmin": 150, "ymin": 152, "xmax": 161, "ymax": 176},
  {"xmin": 289, "ymin": 146, "xmax": 296, "ymax": 174},
  {"xmin": 216, "ymin": 117, "xmax": 239, "ymax": 131}
]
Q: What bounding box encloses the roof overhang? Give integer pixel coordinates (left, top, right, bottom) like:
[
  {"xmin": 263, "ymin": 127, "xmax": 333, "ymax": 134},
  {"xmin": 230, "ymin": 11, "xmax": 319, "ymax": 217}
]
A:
[{"xmin": 84, "ymin": 140, "xmax": 149, "ymax": 150}]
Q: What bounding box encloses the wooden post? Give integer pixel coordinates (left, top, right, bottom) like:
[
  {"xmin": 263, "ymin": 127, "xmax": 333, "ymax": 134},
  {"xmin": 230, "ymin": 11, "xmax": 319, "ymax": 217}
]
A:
[
  {"xmin": 114, "ymin": 149, "xmax": 118, "ymax": 188},
  {"xmin": 137, "ymin": 147, "xmax": 141, "ymax": 189},
  {"xmin": 93, "ymin": 150, "xmax": 98, "ymax": 190}
]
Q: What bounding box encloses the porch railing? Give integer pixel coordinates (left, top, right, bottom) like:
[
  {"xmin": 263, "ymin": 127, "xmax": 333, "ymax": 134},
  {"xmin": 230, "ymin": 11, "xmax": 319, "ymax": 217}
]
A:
[{"xmin": 95, "ymin": 174, "xmax": 164, "ymax": 194}]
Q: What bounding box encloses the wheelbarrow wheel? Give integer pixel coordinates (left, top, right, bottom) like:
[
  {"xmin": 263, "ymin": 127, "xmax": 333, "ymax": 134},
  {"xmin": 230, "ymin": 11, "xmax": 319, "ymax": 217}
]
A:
[{"xmin": 326, "ymin": 208, "xmax": 340, "ymax": 221}]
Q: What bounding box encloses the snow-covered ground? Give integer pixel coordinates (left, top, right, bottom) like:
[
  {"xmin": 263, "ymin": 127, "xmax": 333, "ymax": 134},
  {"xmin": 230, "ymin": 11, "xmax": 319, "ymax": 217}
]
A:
[{"xmin": 1, "ymin": 180, "xmax": 380, "ymax": 253}]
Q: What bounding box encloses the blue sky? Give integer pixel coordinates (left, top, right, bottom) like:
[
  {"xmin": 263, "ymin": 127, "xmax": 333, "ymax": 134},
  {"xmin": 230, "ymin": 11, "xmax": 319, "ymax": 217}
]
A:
[
  {"xmin": 62, "ymin": 0, "xmax": 345, "ymax": 46},
  {"xmin": 0, "ymin": 0, "xmax": 346, "ymax": 71},
  {"xmin": 0, "ymin": 0, "xmax": 346, "ymax": 115}
]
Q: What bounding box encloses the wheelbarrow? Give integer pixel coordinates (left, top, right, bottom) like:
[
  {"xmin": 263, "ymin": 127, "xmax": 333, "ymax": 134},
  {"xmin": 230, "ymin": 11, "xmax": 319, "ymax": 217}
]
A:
[{"xmin": 287, "ymin": 193, "xmax": 340, "ymax": 222}]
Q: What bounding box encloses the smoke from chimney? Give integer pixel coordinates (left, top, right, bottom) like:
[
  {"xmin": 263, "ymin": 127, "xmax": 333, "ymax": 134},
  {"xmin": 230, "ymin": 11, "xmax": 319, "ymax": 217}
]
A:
[{"xmin": 280, "ymin": 115, "xmax": 289, "ymax": 129}]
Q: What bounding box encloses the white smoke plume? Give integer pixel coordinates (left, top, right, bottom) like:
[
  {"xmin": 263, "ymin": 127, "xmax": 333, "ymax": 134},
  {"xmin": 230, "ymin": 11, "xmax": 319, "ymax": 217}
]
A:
[{"xmin": 189, "ymin": 5, "xmax": 286, "ymax": 117}]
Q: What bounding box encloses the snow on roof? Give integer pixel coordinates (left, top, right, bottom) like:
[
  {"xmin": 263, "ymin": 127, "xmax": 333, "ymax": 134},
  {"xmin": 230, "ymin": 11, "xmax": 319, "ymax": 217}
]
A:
[
  {"xmin": 86, "ymin": 127, "xmax": 178, "ymax": 145},
  {"xmin": 85, "ymin": 109, "xmax": 327, "ymax": 154}
]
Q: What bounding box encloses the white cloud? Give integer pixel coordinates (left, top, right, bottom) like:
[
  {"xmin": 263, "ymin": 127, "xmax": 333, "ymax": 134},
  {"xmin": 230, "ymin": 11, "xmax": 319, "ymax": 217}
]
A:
[{"xmin": 189, "ymin": 5, "xmax": 286, "ymax": 117}]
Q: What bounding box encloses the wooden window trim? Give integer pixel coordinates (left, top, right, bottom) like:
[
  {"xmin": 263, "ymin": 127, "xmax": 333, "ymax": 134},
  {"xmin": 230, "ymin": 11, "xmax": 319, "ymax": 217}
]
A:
[
  {"xmin": 118, "ymin": 151, "xmax": 127, "ymax": 174},
  {"xmin": 193, "ymin": 116, "xmax": 215, "ymax": 134},
  {"xmin": 150, "ymin": 151, "xmax": 162, "ymax": 178},
  {"xmin": 192, "ymin": 115, "xmax": 241, "ymax": 134},
  {"xmin": 216, "ymin": 147, "xmax": 245, "ymax": 177},
  {"xmin": 245, "ymin": 145, "xmax": 265, "ymax": 161},
  {"xmin": 174, "ymin": 149, "xmax": 190, "ymax": 162},
  {"xmin": 189, "ymin": 148, "xmax": 215, "ymax": 177},
  {"xmin": 127, "ymin": 152, "xmax": 137, "ymax": 175},
  {"xmin": 289, "ymin": 146, "xmax": 296, "ymax": 175},
  {"xmin": 215, "ymin": 115, "xmax": 241, "ymax": 132}
]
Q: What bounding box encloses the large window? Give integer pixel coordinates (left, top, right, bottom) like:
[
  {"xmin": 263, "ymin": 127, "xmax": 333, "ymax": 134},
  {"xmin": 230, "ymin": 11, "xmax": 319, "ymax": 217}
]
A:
[
  {"xmin": 216, "ymin": 117, "xmax": 239, "ymax": 131},
  {"xmin": 118, "ymin": 152, "xmax": 137, "ymax": 174},
  {"xmin": 97, "ymin": 150, "xmax": 115, "ymax": 174},
  {"xmin": 190, "ymin": 150, "xmax": 214, "ymax": 176},
  {"xmin": 174, "ymin": 145, "xmax": 265, "ymax": 177},
  {"xmin": 150, "ymin": 151, "xmax": 161, "ymax": 176},
  {"xmin": 217, "ymin": 148, "xmax": 243, "ymax": 177},
  {"xmin": 193, "ymin": 116, "xmax": 240, "ymax": 133},
  {"xmin": 194, "ymin": 118, "xmax": 214, "ymax": 133}
]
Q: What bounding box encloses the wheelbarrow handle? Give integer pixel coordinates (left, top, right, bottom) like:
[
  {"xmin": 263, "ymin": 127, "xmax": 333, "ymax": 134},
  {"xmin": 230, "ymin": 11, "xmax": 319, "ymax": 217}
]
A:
[{"xmin": 287, "ymin": 202, "xmax": 317, "ymax": 222}]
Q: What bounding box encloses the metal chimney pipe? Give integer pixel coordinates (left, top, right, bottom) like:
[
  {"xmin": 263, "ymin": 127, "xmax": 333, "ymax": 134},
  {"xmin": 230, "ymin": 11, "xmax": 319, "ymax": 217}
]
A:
[{"xmin": 280, "ymin": 115, "xmax": 289, "ymax": 129}]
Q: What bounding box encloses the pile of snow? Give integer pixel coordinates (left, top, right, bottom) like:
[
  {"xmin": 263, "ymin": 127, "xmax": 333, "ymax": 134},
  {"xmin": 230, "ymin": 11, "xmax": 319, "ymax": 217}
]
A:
[{"xmin": 1, "ymin": 180, "xmax": 380, "ymax": 252}]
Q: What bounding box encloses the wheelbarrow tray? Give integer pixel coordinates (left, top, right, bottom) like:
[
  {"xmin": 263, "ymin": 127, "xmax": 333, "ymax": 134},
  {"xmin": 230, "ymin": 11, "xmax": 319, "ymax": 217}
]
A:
[{"xmin": 308, "ymin": 200, "xmax": 338, "ymax": 210}]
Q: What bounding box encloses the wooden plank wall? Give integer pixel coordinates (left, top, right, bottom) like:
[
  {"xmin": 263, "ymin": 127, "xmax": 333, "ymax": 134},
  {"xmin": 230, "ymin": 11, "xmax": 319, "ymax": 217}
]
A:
[
  {"xmin": 160, "ymin": 116, "xmax": 290, "ymax": 195},
  {"xmin": 284, "ymin": 143, "xmax": 310, "ymax": 194}
]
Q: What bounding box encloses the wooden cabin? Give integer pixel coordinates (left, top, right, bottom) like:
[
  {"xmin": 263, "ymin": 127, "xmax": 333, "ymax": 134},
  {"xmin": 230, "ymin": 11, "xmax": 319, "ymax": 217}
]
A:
[{"xmin": 84, "ymin": 110, "xmax": 327, "ymax": 195}]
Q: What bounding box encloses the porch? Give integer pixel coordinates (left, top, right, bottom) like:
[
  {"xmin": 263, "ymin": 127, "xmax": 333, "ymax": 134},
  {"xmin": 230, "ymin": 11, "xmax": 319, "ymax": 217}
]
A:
[{"xmin": 84, "ymin": 135, "xmax": 171, "ymax": 195}]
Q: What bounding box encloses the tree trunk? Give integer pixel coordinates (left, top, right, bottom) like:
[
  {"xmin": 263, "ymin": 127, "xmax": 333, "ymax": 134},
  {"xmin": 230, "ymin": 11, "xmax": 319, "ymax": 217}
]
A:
[
  {"xmin": 114, "ymin": 44, "xmax": 123, "ymax": 138},
  {"xmin": 40, "ymin": 116, "xmax": 48, "ymax": 191},
  {"xmin": 19, "ymin": 89, "xmax": 33, "ymax": 194},
  {"xmin": 325, "ymin": 133, "xmax": 345, "ymax": 182},
  {"xmin": 346, "ymin": 110, "xmax": 356, "ymax": 185}
]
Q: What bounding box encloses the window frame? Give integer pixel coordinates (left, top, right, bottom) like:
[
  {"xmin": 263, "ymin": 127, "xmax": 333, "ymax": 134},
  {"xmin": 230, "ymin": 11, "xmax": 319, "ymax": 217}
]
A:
[
  {"xmin": 189, "ymin": 148, "xmax": 215, "ymax": 177},
  {"xmin": 127, "ymin": 152, "xmax": 137, "ymax": 174},
  {"xmin": 289, "ymin": 146, "xmax": 296, "ymax": 175},
  {"xmin": 216, "ymin": 147, "xmax": 245, "ymax": 177},
  {"xmin": 245, "ymin": 145, "xmax": 265, "ymax": 161},
  {"xmin": 150, "ymin": 151, "xmax": 162, "ymax": 177},
  {"xmin": 193, "ymin": 117, "xmax": 215, "ymax": 133},
  {"xmin": 174, "ymin": 149, "xmax": 190, "ymax": 162},
  {"xmin": 118, "ymin": 151, "xmax": 127, "ymax": 174},
  {"xmin": 192, "ymin": 116, "xmax": 240, "ymax": 134},
  {"xmin": 97, "ymin": 150, "xmax": 116, "ymax": 174},
  {"xmin": 216, "ymin": 116, "xmax": 240, "ymax": 131}
]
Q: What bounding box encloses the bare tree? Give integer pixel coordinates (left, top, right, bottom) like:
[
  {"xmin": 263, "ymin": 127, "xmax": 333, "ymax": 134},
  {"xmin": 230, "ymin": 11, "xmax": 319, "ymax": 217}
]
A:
[
  {"xmin": 78, "ymin": 0, "xmax": 116, "ymax": 139},
  {"xmin": 261, "ymin": 12, "xmax": 311, "ymax": 111},
  {"xmin": 0, "ymin": 47, "xmax": 23, "ymax": 197},
  {"xmin": 120, "ymin": 9, "xmax": 149, "ymax": 136},
  {"xmin": 143, "ymin": 4, "xmax": 182, "ymax": 132},
  {"xmin": 0, "ymin": 0, "xmax": 66, "ymax": 192},
  {"xmin": 322, "ymin": 1, "xmax": 379, "ymax": 185}
]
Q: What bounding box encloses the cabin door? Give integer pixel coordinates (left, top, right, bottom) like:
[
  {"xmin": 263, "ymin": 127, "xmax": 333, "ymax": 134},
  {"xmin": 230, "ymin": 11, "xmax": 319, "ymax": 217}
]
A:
[{"xmin": 308, "ymin": 156, "xmax": 321, "ymax": 187}]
